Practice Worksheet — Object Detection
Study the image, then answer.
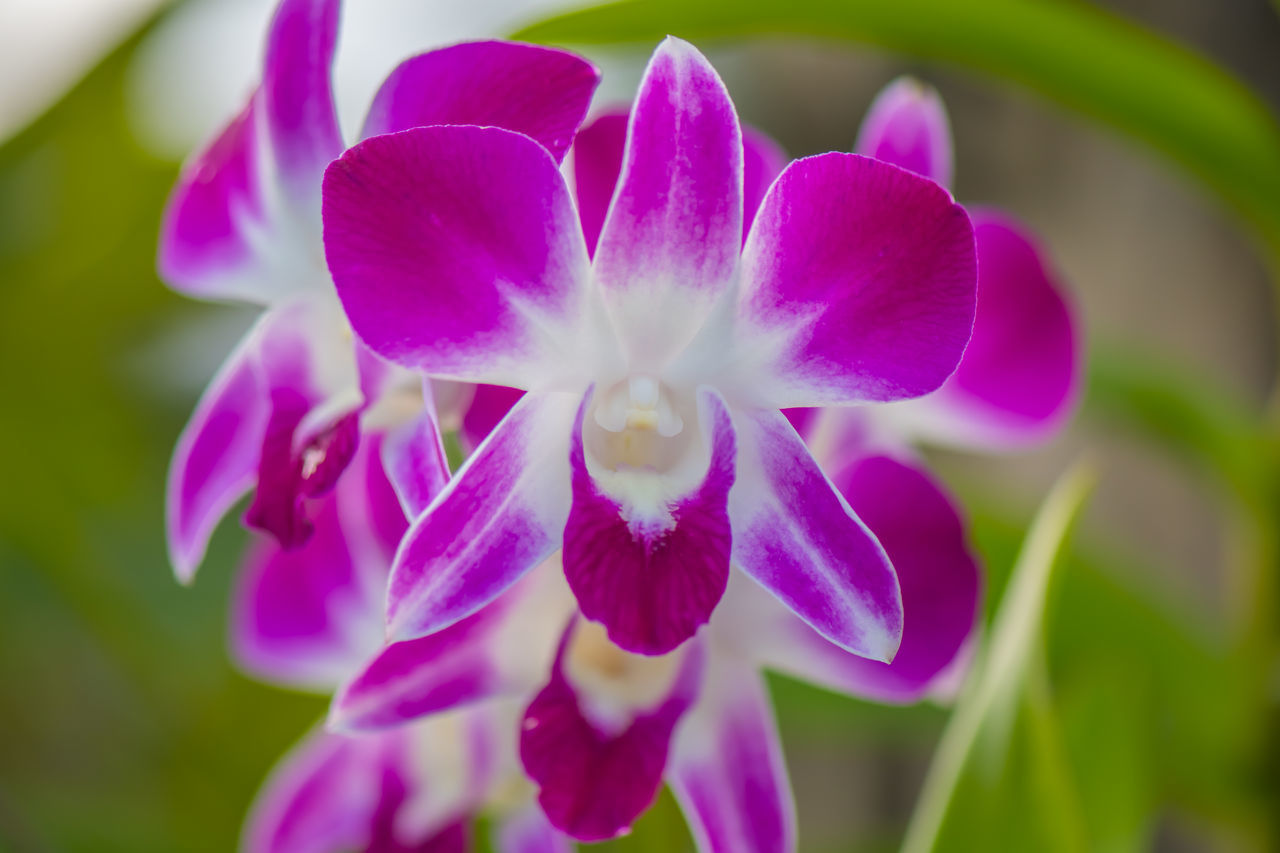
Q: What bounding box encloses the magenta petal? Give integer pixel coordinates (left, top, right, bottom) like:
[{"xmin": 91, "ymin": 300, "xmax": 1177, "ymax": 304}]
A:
[
  {"xmin": 730, "ymin": 409, "xmax": 902, "ymax": 662},
  {"xmin": 362, "ymin": 40, "xmax": 599, "ymax": 163},
  {"xmin": 330, "ymin": 608, "xmax": 507, "ymax": 732},
  {"xmin": 244, "ymin": 723, "xmax": 479, "ymax": 853},
  {"xmin": 158, "ymin": 95, "xmax": 265, "ymax": 300},
  {"xmin": 764, "ymin": 456, "xmax": 980, "ymax": 703},
  {"xmin": 386, "ymin": 392, "xmax": 577, "ymax": 642},
  {"xmin": 382, "ymin": 383, "xmax": 451, "ymax": 520},
  {"xmin": 299, "ymin": 410, "xmax": 361, "ymax": 498},
  {"xmin": 593, "ymin": 38, "xmax": 743, "ymax": 368},
  {"xmin": 919, "ymin": 209, "xmax": 1080, "ymax": 448},
  {"xmin": 575, "ymin": 109, "xmax": 782, "ymax": 259},
  {"xmin": 167, "ymin": 320, "xmax": 272, "ymax": 582},
  {"xmin": 564, "ymin": 387, "xmax": 736, "ymax": 656},
  {"xmin": 572, "ymin": 109, "xmax": 628, "ymax": 258},
  {"xmin": 495, "ymin": 802, "xmax": 574, "ymax": 853},
  {"xmin": 232, "ymin": 439, "xmax": 402, "ymax": 689},
  {"xmin": 244, "ymin": 385, "xmax": 315, "ymax": 548},
  {"xmin": 740, "ymin": 152, "xmax": 976, "ymax": 407},
  {"xmin": 854, "ymin": 77, "xmax": 954, "ymax": 187},
  {"xmin": 261, "ymin": 0, "xmax": 343, "ymax": 211},
  {"xmin": 741, "ymin": 127, "xmax": 786, "ymax": 239},
  {"xmin": 669, "ymin": 665, "xmax": 795, "ymax": 853},
  {"xmin": 520, "ymin": 625, "xmax": 705, "ymax": 841},
  {"xmin": 460, "ymin": 384, "xmax": 525, "ymax": 453},
  {"xmin": 232, "ymin": 511, "xmax": 374, "ymax": 691},
  {"xmin": 244, "ymin": 395, "xmax": 361, "ymax": 550},
  {"xmin": 324, "ymin": 125, "xmax": 591, "ymax": 386},
  {"xmin": 372, "ymin": 821, "xmax": 468, "ymax": 853},
  {"xmin": 242, "ymin": 728, "xmax": 396, "ymax": 853}
]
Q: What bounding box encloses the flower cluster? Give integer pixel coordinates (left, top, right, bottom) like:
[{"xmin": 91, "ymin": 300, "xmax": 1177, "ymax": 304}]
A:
[{"xmin": 160, "ymin": 1, "xmax": 1077, "ymax": 850}]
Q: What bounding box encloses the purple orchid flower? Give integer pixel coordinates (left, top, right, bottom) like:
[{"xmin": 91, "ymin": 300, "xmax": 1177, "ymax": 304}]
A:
[
  {"xmin": 327, "ymin": 454, "xmax": 979, "ymax": 847},
  {"xmin": 838, "ymin": 77, "xmax": 1081, "ymax": 450},
  {"xmin": 319, "ymin": 99, "xmax": 983, "ymax": 848},
  {"xmin": 160, "ymin": 0, "xmax": 600, "ymax": 581},
  {"xmin": 233, "ymin": 423, "xmax": 577, "ymax": 852},
  {"xmin": 225, "ymin": 307, "xmax": 976, "ymax": 851},
  {"xmin": 323, "ymin": 37, "xmax": 979, "ymax": 661}
]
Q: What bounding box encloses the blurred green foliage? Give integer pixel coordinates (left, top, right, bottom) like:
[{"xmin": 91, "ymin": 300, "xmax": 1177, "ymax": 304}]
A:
[
  {"xmin": 0, "ymin": 2, "xmax": 1277, "ymax": 851},
  {"xmin": 904, "ymin": 464, "xmax": 1096, "ymax": 853}
]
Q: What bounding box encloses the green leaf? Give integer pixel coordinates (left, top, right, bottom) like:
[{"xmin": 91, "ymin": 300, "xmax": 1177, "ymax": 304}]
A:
[
  {"xmin": 514, "ymin": 0, "xmax": 1280, "ymax": 262},
  {"xmin": 960, "ymin": 495, "xmax": 1267, "ymax": 845},
  {"xmin": 901, "ymin": 462, "xmax": 1096, "ymax": 853}
]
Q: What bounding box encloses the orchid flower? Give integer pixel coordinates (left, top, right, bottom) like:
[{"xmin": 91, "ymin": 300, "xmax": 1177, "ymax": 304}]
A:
[
  {"xmin": 160, "ymin": 0, "xmax": 599, "ymax": 581},
  {"xmin": 224, "ymin": 330, "xmax": 976, "ymax": 852},
  {"xmin": 315, "ymin": 94, "xmax": 982, "ymax": 846},
  {"xmin": 231, "ymin": 428, "xmax": 575, "ymax": 852},
  {"xmin": 227, "ymin": 324, "xmax": 975, "ymax": 852},
  {"xmin": 230, "ymin": 410, "xmax": 977, "ymax": 850},
  {"xmin": 327, "ymin": 453, "xmax": 979, "ymax": 847},
  {"xmin": 801, "ymin": 77, "xmax": 1079, "ymax": 454},
  {"xmin": 323, "ymin": 37, "xmax": 979, "ymax": 662}
]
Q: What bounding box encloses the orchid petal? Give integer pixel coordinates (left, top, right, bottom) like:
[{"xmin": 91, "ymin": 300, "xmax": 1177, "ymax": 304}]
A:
[
  {"xmin": 593, "ymin": 37, "xmax": 743, "ymax": 371},
  {"xmin": 168, "ymin": 302, "xmax": 362, "ymax": 577},
  {"xmin": 669, "ymin": 664, "xmax": 795, "ymax": 853},
  {"xmin": 241, "ymin": 727, "xmax": 396, "ymax": 853},
  {"xmin": 729, "ymin": 408, "xmax": 902, "ymax": 663},
  {"xmin": 362, "ymin": 40, "xmax": 599, "ymax": 163},
  {"xmin": 261, "ymin": 0, "xmax": 343, "ymax": 214},
  {"xmin": 886, "ymin": 210, "xmax": 1079, "ymax": 449},
  {"xmin": 460, "ymin": 384, "xmax": 525, "ymax": 453},
  {"xmin": 333, "ymin": 562, "xmax": 574, "ymax": 732},
  {"xmin": 386, "ymin": 392, "xmax": 578, "ymax": 642},
  {"xmin": 243, "ymin": 383, "xmax": 361, "ymax": 549},
  {"xmin": 495, "ymin": 801, "xmax": 574, "ymax": 853},
  {"xmin": 737, "ymin": 152, "xmax": 976, "ymax": 407},
  {"xmin": 741, "ymin": 126, "xmax": 786, "ymax": 239},
  {"xmin": 758, "ymin": 456, "xmax": 980, "ymax": 703},
  {"xmin": 158, "ymin": 95, "xmax": 267, "ymax": 300},
  {"xmin": 244, "ymin": 718, "xmax": 484, "ymax": 853},
  {"xmin": 324, "ymin": 125, "xmax": 592, "ymax": 387},
  {"xmin": 572, "ymin": 110, "xmax": 628, "ymax": 258},
  {"xmin": 330, "ymin": 611, "xmax": 507, "ymax": 733},
  {"xmin": 574, "ymin": 109, "xmax": 784, "ymax": 258},
  {"xmin": 564, "ymin": 387, "xmax": 735, "ymax": 655},
  {"xmin": 382, "ymin": 385, "xmax": 451, "ymax": 521},
  {"xmin": 231, "ymin": 439, "xmax": 401, "ymax": 690},
  {"xmin": 520, "ymin": 623, "xmax": 705, "ymax": 841},
  {"xmin": 166, "ymin": 318, "xmax": 269, "ymax": 582},
  {"xmin": 232, "ymin": 505, "xmax": 375, "ymax": 690},
  {"xmin": 854, "ymin": 77, "xmax": 954, "ymax": 187},
  {"xmin": 372, "ymin": 822, "xmax": 468, "ymax": 853}
]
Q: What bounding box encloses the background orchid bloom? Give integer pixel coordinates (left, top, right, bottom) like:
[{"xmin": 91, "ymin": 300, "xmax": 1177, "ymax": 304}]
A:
[
  {"xmin": 160, "ymin": 0, "xmax": 600, "ymax": 581},
  {"xmin": 837, "ymin": 77, "xmax": 1081, "ymax": 452},
  {"xmin": 324, "ymin": 36, "xmax": 978, "ymax": 663},
  {"xmin": 327, "ymin": 445, "xmax": 980, "ymax": 848},
  {"xmin": 230, "ymin": 424, "xmax": 577, "ymax": 852}
]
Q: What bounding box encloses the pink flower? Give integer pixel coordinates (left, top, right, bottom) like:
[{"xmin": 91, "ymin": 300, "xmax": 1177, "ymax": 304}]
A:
[
  {"xmin": 160, "ymin": 0, "xmax": 599, "ymax": 581},
  {"xmin": 830, "ymin": 77, "xmax": 1081, "ymax": 452},
  {"xmin": 323, "ymin": 37, "xmax": 978, "ymax": 660},
  {"xmin": 228, "ymin": 336, "xmax": 978, "ymax": 851},
  {"xmin": 325, "ymin": 454, "xmax": 979, "ymax": 846}
]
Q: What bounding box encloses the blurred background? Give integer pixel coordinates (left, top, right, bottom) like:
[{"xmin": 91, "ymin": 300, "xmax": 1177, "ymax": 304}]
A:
[{"xmin": 1, "ymin": 0, "xmax": 1277, "ymax": 850}]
